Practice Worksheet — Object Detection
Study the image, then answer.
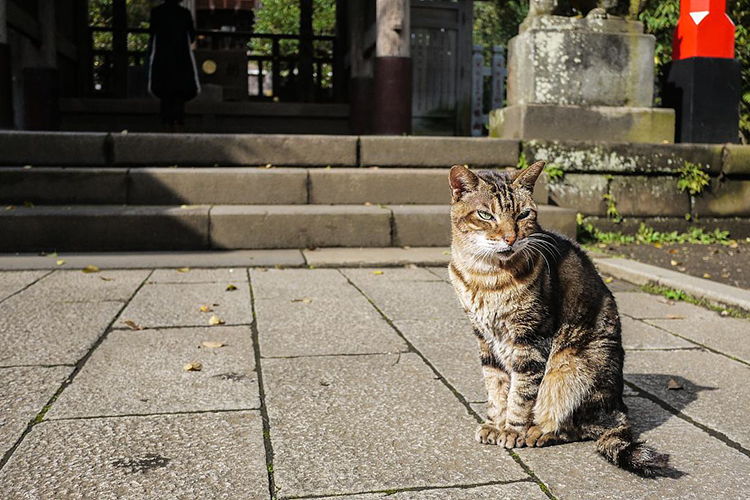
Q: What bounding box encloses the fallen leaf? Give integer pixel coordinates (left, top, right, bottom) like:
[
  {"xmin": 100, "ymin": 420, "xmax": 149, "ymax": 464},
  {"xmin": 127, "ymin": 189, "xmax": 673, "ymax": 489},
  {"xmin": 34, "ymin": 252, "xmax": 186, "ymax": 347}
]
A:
[
  {"xmin": 5, "ymin": 205, "xmax": 14, "ymax": 211},
  {"xmin": 82, "ymin": 265, "xmax": 100, "ymax": 274},
  {"xmin": 402, "ymin": 246, "xmax": 411, "ymax": 250},
  {"xmin": 180, "ymin": 204, "xmax": 190, "ymax": 209},
  {"xmin": 653, "ymin": 242, "xmax": 663, "ymax": 249},
  {"xmin": 665, "ymin": 314, "xmax": 685, "ymax": 320},
  {"xmin": 678, "ymin": 267, "xmax": 686, "ymax": 272},
  {"xmin": 605, "ymin": 277, "xmax": 613, "ymax": 284},
  {"xmin": 202, "ymin": 341, "xmax": 225, "ymax": 348},
  {"xmin": 702, "ymin": 273, "xmax": 711, "ymax": 279},
  {"xmin": 670, "ymin": 260, "xmax": 680, "ymax": 267},
  {"xmin": 209, "ymin": 314, "xmax": 225, "ymax": 326},
  {"xmin": 442, "ymin": 251, "xmax": 451, "ymax": 255},
  {"xmin": 199, "ymin": 305, "xmax": 213, "ymax": 313},
  {"xmin": 275, "ymin": 264, "xmax": 283, "ymax": 270},
  {"xmin": 720, "ymin": 310, "xmax": 730, "ymax": 317},
  {"xmin": 123, "ymin": 320, "xmax": 144, "ymax": 331},
  {"xmin": 48, "ymin": 251, "xmax": 58, "ymax": 258},
  {"xmin": 184, "ymin": 362, "xmax": 202, "ymax": 372},
  {"xmin": 264, "ymin": 163, "xmax": 273, "ymax": 169},
  {"xmin": 291, "ymin": 298, "xmax": 312, "ymax": 304},
  {"xmin": 56, "ymin": 259, "xmax": 66, "ymax": 266},
  {"xmin": 729, "ymin": 241, "xmax": 739, "ymax": 249},
  {"xmin": 597, "ymin": 243, "xmax": 607, "ymax": 249},
  {"xmin": 371, "ymin": 270, "xmax": 384, "ymax": 275},
  {"xmin": 668, "ymin": 249, "xmax": 679, "ymax": 255},
  {"xmin": 226, "ymin": 284, "xmax": 238, "ymax": 291},
  {"xmin": 666, "ymin": 378, "xmax": 683, "ymax": 391},
  {"xmin": 363, "ymin": 201, "xmax": 372, "ymax": 206},
  {"xmin": 721, "ymin": 272, "xmax": 731, "ymax": 279},
  {"xmin": 177, "ymin": 267, "xmax": 190, "ymax": 273},
  {"xmin": 23, "ymin": 201, "xmax": 34, "ymax": 208},
  {"xmin": 99, "ymin": 276, "xmax": 114, "ymax": 281}
]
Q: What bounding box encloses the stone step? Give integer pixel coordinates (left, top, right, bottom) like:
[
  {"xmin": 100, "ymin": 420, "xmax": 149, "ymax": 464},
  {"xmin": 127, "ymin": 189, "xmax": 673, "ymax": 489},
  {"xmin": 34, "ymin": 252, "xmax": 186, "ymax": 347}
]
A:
[
  {"xmin": 0, "ymin": 167, "xmax": 550, "ymax": 206},
  {"xmin": 0, "ymin": 205, "xmax": 577, "ymax": 252}
]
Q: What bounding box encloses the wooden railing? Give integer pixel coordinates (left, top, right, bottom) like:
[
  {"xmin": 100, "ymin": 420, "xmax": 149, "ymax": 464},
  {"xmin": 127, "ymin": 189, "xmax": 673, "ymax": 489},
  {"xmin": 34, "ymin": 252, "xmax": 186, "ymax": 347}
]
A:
[{"xmin": 88, "ymin": 27, "xmax": 339, "ymax": 103}]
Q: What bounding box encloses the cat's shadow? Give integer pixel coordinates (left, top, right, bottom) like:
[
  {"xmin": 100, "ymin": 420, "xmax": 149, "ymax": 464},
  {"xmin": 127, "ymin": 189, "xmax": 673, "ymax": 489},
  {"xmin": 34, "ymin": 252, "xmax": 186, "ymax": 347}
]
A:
[{"xmin": 622, "ymin": 373, "xmax": 719, "ymax": 479}]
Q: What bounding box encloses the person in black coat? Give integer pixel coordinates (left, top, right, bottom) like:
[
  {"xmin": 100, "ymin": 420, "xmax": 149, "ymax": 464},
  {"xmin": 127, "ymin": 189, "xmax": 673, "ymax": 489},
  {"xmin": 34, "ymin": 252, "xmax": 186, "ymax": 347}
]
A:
[{"xmin": 148, "ymin": 0, "xmax": 200, "ymax": 130}]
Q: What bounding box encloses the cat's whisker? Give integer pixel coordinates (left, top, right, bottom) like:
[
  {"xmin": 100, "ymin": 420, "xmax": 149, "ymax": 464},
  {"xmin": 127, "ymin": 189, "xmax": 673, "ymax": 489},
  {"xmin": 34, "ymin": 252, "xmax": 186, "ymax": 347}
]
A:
[{"xmin": 529, "ymin": 238, "xmax": 561, "ymax": 259}]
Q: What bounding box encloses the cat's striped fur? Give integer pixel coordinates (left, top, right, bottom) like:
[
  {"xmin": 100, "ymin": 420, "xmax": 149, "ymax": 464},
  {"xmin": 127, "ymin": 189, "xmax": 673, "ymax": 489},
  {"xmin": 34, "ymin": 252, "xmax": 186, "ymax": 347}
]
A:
[{"xmin": 448, "ymin": 162, "xmax": 669, "ymax": 476}]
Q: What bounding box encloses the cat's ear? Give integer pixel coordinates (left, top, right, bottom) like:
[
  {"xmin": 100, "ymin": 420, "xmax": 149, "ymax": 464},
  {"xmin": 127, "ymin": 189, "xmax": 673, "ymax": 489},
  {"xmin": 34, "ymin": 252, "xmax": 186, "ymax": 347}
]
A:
[
  {"xmin": 449, "ymin": 165, "xmax": 479, "ymax": 202},
  {"xmin": 512, "ymin": 161, "xmax": 546, "ymax": 191}
]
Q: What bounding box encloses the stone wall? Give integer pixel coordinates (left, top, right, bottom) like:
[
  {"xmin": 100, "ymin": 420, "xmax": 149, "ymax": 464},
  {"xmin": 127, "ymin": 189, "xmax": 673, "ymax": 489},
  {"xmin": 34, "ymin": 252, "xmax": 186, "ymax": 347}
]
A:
[{"xmin": 524, "ymin": 141, "xmax": 750, "ymax": 236}]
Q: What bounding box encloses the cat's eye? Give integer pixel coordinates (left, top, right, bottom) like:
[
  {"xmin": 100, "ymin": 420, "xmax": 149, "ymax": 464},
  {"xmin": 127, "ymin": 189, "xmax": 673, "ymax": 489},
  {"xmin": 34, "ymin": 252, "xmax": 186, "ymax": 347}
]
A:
[
  {"xmin": 476, "ymin": 210, "xmax": 494, "ymax": 221},
  {"xmin": 517, "ymin": 209, "xmax": 532, "ymax": 220}
]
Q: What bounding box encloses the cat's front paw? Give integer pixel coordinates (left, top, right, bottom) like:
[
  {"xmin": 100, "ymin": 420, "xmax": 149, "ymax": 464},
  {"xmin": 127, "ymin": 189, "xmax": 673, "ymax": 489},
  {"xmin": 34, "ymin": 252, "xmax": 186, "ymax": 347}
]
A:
[
  {"xmin": 475, "ymin": 423, "xmax": 503, "ymax": 445},
  {"xmin": 525, "ymin": 425, "xmax": 557, "ymax": 447},
  {"xmin": 498, "ymin": 427, "xmax": 527, "ymax": 449}
]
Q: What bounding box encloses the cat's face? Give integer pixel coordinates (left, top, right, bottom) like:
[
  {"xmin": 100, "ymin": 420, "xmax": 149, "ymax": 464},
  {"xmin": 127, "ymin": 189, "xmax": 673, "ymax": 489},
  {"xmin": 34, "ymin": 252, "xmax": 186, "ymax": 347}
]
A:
[{"xmin": 449, "ymin": 162, "xmax": 545, "ymax": 266}]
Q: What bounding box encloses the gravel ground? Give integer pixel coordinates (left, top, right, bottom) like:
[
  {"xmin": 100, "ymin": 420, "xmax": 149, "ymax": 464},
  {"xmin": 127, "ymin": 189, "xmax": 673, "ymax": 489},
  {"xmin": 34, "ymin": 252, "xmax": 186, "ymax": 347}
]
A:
[{"xmin": 593, "ymin": 241, "xmax": 750, "ymax": 291}]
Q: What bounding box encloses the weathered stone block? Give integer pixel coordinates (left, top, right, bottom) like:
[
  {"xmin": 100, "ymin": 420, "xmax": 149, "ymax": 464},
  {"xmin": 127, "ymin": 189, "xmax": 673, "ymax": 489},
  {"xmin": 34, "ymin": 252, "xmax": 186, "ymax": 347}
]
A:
[
  {"xmin": 692, "ymin": 179, "xmax": 750, "ymax": 217},
  {"xmin": 0, "ymin": 131, "xmax": 108, "ymax": 166},
  {"xmin": 523, "ymin": 141, "xmax": 724, "ymax": 175},
  {"xmin": 507, "ymin": 18, "xmax": 656, "ymax": 107},
  {"xmin": 609, "ymin": 176, "xmax": 689, "ymax": 217},
  {"xmin": 210, "ymin": 205, "xmax": 392, "ymax": 249},
  {"xmin": 491, "ymin": 104, "xmax": 675, "ymax": 144},
  {"xmin": 359, "ymin": 136, "xmax": 520, "ymax": 168},
  {"xmin": 0, "ymin": 168, "xmax": 127, "ymax": 204},
  {"xmin": 548, "ymin": 173, "xmax": 609, "ymax": 216},
  {"xmin": 128, "ymin": 168, "xmax": 307, "ymax": 205},
  {"xmin": 112, "ymin": 133, "xmax": 358, "ymax": 166},
  {"xmin": 722, "ymin": 145, "xmax": 750, "ymax": 176},
  {"xmin": 309, "ymin": 168, "xmax": 450, "ymax": 204}
]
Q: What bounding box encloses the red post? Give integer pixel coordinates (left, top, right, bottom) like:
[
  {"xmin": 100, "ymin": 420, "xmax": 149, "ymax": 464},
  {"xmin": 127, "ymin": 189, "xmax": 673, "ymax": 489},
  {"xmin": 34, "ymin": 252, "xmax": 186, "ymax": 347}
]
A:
[{"xmin": 673, "ymin": 0, "xmax": 735, "ymax": 60}]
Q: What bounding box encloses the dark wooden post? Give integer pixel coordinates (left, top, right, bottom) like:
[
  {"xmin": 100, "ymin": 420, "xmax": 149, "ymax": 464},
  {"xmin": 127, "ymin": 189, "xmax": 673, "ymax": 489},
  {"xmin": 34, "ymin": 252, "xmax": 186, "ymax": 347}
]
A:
[
  {"xmin": 76, "ymin": 0, "xmax": 93, "ymax": 97},
  {"xmin": 112, "ymin": 0, "xmax": 128, "ymax": 98},
  {"xmin": 0, "ymin": 0, "xmax": 13, "ymax": 128},
  {"xmin": 347, "ymin": 0, "xmax": 374, "ymax": 134},
  {"xmin": 372, "ymin": 0, "xmax": 411, "ymax": 135},
  {"xmin": 298, "ymin": 0, "xmax": 314, "ymax": 102},
  {"xmin": 23, "ymin": 0, "xmax": 61, "ymax": 130}
]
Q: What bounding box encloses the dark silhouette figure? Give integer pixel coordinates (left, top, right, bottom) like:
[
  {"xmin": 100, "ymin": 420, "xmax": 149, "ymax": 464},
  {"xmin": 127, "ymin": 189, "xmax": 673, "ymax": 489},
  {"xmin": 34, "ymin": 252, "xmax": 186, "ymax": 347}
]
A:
[{"xmin": 148, "ymin": 0, "xmax": 200, "ymax": 131}]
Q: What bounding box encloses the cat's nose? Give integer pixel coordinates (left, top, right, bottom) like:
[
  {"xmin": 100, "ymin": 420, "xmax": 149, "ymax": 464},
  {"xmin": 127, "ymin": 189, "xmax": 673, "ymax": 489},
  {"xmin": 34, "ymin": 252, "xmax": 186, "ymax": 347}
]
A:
[{"xmin": 504, "ymin": 234, "xmax": 516, "ymax": 245}]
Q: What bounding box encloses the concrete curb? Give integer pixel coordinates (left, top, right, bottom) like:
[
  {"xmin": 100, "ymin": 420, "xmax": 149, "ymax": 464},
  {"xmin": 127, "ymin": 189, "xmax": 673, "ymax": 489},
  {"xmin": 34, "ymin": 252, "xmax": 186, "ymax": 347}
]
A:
[{"xmin": 594, "ymin": 256, "xmax": 750, "ymax": 312}]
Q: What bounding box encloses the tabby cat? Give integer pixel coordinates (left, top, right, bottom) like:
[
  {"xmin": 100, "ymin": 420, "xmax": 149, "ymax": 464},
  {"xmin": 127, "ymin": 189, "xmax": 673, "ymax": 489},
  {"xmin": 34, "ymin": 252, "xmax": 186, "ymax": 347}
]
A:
[{"xmin": 448, "ymin": 162, "xmax": 669, "ymax": 476}]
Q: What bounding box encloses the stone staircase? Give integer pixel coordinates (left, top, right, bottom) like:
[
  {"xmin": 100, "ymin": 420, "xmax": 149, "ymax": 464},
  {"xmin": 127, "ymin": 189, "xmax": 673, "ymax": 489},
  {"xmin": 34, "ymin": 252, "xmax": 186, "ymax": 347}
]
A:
[{"xmin": 0, "ymin": 132, "xmax": 577, "ymax": 252}]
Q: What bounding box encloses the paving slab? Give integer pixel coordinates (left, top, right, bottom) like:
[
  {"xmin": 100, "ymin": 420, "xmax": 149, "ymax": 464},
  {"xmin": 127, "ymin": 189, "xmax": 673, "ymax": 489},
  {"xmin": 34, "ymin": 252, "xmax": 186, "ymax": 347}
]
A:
[
  {"xmin": 303, "ymin": 247, "xmax": 451, "ymax": 268},
  {"xmin": 0, "ymin": 270, "xmax": 48, "ymax": 301},
  {"xmin": 620, "ymin": 317, "xmax": 694, "ymax": 350},
  {"xmin": 0, "ymin": 167, "xmax": 128, "ymax": 204},
  {"xmin": 252, "ymin": 269, "xmax": 406, "ymax": 357},
  {"xmin": 21, "ymin": 269, "xmax": 150, "ymax": 303},
  {"xmin": 263, "ymin": 353, "xmax": 527, "ymax": 497},
  {"xmin": 319, "ymin": 481, "xmax": 547, "ymax": 499},
  {"xmin": 0, "ymin": 297, "xmax": 123, "ymax": 366},
  {"xmin": 0, "ymin": 366, "xmax": 72, "ymax": 458},
  {"xmin": 394, "ymin": 319, "xmax": 485, "ymax": 403},
  {"xmin": 47, "ymin": 326, "xmax": 259, "ymax": 419},
  {"xmin": 516, "ymin": 397, "xmax": 750, "ymax": 500},
  {"xmin": 646, "ymin": 312, "xmax": 750, "ymax": 364},
  {"xmin": 625, "ymin": 349, "xmax": 750, "ymax": 450},
  {"xmin": 0, "ymin": 411, "xmax": 269, "ymax": 499},
  {"xmin": 149, "ymin": 268, "xmax": 247, "ymax": 284},
  {"xmin": 116, "ymin": 281, "xmax": 252, "ymax": 329},
  {"xmin": 342, "ymin": 268, "xmax": 465, "ymax": 321},
  {"xmin": 0, "ymin": 250, "xmax": 305, "ymax": 270},
  {"xmin": 614, "ymin": 292, "xmax": 704, "ymax": 320}
]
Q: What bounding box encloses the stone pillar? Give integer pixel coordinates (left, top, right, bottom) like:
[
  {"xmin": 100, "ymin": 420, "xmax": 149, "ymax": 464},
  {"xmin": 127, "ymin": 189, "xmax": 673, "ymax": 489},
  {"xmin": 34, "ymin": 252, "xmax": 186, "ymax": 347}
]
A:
[
  {"xmin": 372, "ymin": 0, "xmax": 411, "ymax": 135},
  {"xmin": 23, "ymin": 0, "xmax": 61, "ymax": 130},
  {"xmin": 490, "ymin": 16, "xmax": 675, "ymax": 144},
  {"xmin": 348, "ymin": 0, "xmax": 374, "ymax": 134},
  {"xmin": 0, "ymin": 0, "xmax": 13, "ymax": 128}
]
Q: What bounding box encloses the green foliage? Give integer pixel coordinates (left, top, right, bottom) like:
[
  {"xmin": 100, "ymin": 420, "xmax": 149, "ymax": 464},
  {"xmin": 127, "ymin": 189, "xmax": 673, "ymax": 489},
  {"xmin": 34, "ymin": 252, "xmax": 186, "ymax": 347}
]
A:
[
  {"xmin": 251, "ymin": 0, "xmax": 336, "ymax": 56},
  {"xmin": 517, "ymin": 151, "xmax": 529, "ymax": 170},
  {"xmin": 473, "ymin": 1, "xmax": 528, "ymax": 50},
  {"xmin": 640, "ymin": 284, "xmax": 750, "ymax": 319},
  {"xmin": 546, "ymin": 164, "xmax": 565, "ymax": 182},
  {"xmin": 601, "ymin": 193, "xmax": 621, "ymax": 222},
  {"xmin": 578, "ymin": 220, "xmax": 732, "ymax": 246},
  {"xmin": 676, "ymin": 161, "xmax": 710, "ymax": 195}
]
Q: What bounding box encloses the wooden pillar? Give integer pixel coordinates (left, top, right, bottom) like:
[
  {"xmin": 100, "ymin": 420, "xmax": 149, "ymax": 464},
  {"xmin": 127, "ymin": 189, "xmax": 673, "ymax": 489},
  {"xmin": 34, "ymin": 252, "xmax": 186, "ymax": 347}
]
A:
[
  {"xmin": 76, "ymin": 0, "xmax": 93, "ymax": 97},
  {"xmin": 373, "ymin": 0, "xmax": 411, "ymax": 135},
  {"xmin": 298, "ymin": 0, "xmax": 314, "ymax": 102},
  {"xmin": 112, "ymin": 0, "xmax": 128, "ymax": 98},
  {"xmin": 0, "ymin": 0, "xmax": 13, "ymax": 128}
]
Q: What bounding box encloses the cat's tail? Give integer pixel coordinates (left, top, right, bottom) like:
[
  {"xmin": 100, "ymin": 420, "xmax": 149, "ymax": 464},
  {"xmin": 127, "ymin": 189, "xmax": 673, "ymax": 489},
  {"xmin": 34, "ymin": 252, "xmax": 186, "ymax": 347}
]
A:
[{"xmin": 595, "ymin": 415, "xmax": 670, "ymax": 477}]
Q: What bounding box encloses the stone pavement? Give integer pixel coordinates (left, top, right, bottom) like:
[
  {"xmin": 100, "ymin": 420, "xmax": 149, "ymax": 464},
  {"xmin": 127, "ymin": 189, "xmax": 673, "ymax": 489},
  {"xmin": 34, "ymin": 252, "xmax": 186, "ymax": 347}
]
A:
[{"xmin": 1, "ymin": 266, "xmax": 749, "ymax": 499}]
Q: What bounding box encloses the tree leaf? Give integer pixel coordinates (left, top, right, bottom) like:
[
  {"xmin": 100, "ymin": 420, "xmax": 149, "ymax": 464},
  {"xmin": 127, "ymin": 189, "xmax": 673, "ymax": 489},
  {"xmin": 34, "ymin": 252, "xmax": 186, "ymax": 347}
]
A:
[
  {"xmin": 209, "ymin": 314, "xmax": 225, "ymax": 326},
  {"xmin": 184, "ymin": 362, "xmax": 203, "ymax": 371},
  {"xmin": 177, "ymin": 267, "xmax": 190, "ymax": 273},
  {"xmin": 226, "ymin": 284, "xmax": 238, "ymax": 291},
  {"xmin": 82, "ymin": 265, "xmax": 100, "ymax": 274},
  {"xmin": 123, "ymin": 320, "xmax": 144, "ymax": 331},
  {"xmin": 667, "ymin": 378, "xmax": 683, "ymax": 390},
  {"xmin": 202, "ymin": 341, "xmax": 225, "ymax": 348}
]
